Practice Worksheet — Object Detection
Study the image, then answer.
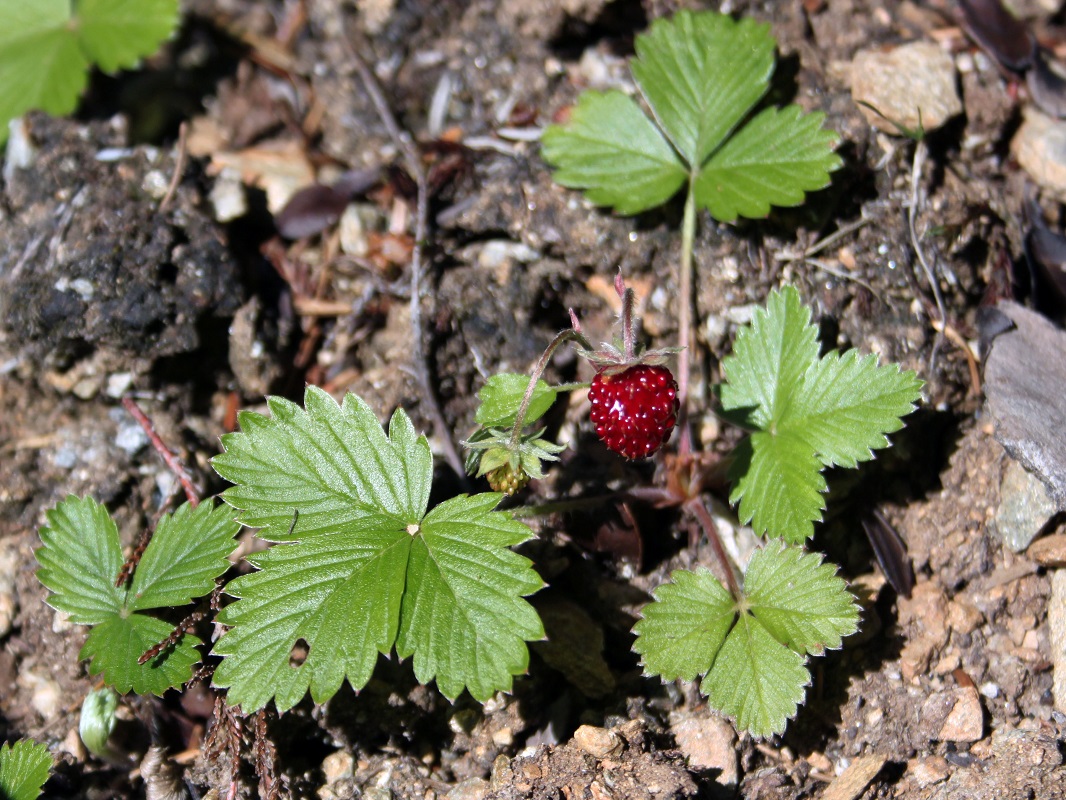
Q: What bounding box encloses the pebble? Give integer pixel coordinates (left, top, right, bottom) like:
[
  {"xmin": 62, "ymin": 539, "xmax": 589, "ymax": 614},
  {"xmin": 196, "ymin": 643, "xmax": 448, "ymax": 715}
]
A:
[
  {"xmin": 669, "ymin": 710, "xmax": 738, "ymax": 786},
  {"xmin": 920, "ymin": 687, "xmax": 984, "ymax": 742},
  {"xmin": 17, "ymin": 671, "xmax": 63, "ymax": 721},
  {"xmin": 821, "ymin": 754, "xmax": 887, "ymax": 800},
  {"xmin": 1028, "ymin": 532, "xmax": 1066, "ymax": 566},
  {"xmin": 1013, "ymin": 107, "xmax": 1066, "ymax": 200},
  {"xmin": 444, "ymin": 778, "xmax": 489, "ymax": 800},
  {"xmin": 209, "ymin": 167, "xmax": 248, "ymax": 223},
  {"xmin": 320, "ymin": 750, "xmax": 354, "ymax": 785},
  {"xmin": 985, "ymin": 302, "xmax": 1066, "ymax": 508},
  {"xmin": 1050, "ymin": 569, "xmax": 1066, "ymax": 712},
  {"xmin": 572, "ymin": 725, "xmax": 623, "ymax": 759},
  {"xmin": 850, "ymin": 42, "xmax": 962, "ymax": 134},
  {"xmin": 0, "ymin": 540, "xmax": 18, "ymax": 638},
  {"xmin": 990, "ymin": 460, "xmax": 1058, "ymax": 552},
  {"xmin": 908, "ymin": 755, "xmax": 951, "ymax": 788}
]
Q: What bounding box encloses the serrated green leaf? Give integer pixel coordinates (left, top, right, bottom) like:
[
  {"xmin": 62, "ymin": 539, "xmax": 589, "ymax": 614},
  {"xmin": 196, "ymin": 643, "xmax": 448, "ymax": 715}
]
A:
[
  {"xmin": 475, "ymin": 373, "xmax": 558, "ymax": 428},
  {"xmin": 633, "ymin": 543, "xmax": 855, "ymax": 738},
  {"xmin": 75, "ymin": 0, "xmax": 180, "ymax": 73},
  {"xmin": 743, "ymin": 543, "xmax": 859, "ymax": 656},
  {"xmin": 212, "ymin": 514, "xmax": 411, "ymax": 712},
  {"xmin": 80, "ymin": 614, "xmax": 202, "ymax": 696},
  {"xmin": 37, "ymin": 497, "xmax": 237, "ymax": 695},
  {"xmin": 397, "ymin": 494, "xmax": 544, "ymax": 701},
  {"xmin": 541, "ymin": 90, "xmax": 687, "ymax": 215},
  {"xmin": 702, "ymin": 612, "xmax": 808, "ymax": 738},
  {"xmin": 0, "ymin": 0, "xmax": 179, "ymax": 148},
  {"xmin": 631, "ymin": 11, "xmax": 774, "ymax": 169},
  {"xmin": 36, "ymin": 496, "xmax": 124, "ymax": 625},
  {"xmin": 694, "ymin": 106, "xmax": 841, "ymax": 222},
  {"xmin": 720, "ymin": 286, "xmax": 819, "ymax": 430},
  {"xmin": 0, "ymin": 1, "xmax": 88, "ymax": 147},
  {"xmin": 632, "ymin": 567, "xmax": 734, "ymax": 682},
  {"xmin": 720, "ymin": 286, "xmax": 923, "ymax": 541},
  {"xmin": 129, "ymin": 501, "xmax": 238, "ymax": 611},
  {"xmin": 211, "ymin": 391, "xmax": 544, "ymax": 711},
  {"xmin": 787, "ymin": 349, "xmax": 924, "ymax": 470},
  {"xmin": 729, "ymin": 432, "xmax": 827, "ymax": 544},
  {"xmin": 0, "ymin": 739, "xmax": 52, "ymax": 800},
  {"xmin": 213, "ymin": 386, "xmax": 431, "ymax": 540}
]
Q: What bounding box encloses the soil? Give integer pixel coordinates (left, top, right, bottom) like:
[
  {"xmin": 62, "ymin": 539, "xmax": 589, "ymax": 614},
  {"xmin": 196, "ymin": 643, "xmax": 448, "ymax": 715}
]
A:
[{"xmin": 1, "ymin": 0, "xmax": 1065, "ymax": 799}]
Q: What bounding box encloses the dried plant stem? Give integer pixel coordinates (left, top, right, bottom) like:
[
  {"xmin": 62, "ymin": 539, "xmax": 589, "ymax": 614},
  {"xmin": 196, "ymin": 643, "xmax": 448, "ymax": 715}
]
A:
[
  {"xmin": 117, "ymin": 396, "xmax": 199, "ymax": 586},
  {"xmin": 345, "ymin": 40, "xmax": 466, "ymax": 481},
  {"xmin": 158, "ymin": 121, "xmax": 188, "ymax": 213},
  {"xmin": 121, "ymin": 396, "xmax": 199, "ymax": 506},
  {"xmin": 907, "ymin": 139, "xmax": 947, "ymax": 370}
]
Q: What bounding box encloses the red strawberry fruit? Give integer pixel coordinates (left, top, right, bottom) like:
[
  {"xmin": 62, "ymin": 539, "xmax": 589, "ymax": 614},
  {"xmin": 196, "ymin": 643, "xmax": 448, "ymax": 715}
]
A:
[{"xmin": 589, "ymin": 364, "xmax": 678, "ymax": 459}]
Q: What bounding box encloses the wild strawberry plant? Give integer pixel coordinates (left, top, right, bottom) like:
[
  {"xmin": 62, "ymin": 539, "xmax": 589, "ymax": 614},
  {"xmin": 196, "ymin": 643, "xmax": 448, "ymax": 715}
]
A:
[
  {"xmin": 633, "ymin": 286, "xmax": 922, "ymax": 736},
  {"xmin": 0, "ymin": 739, "xmax": 52, "ymax": 800},
  {"xmin": 542, "ymin": 9, "xmax": 842, "ymax": 415},
  {"xmin": 36, "ymin": 497, "xmax": 238, "ymax": 695},
  {"xmin": 0, "ymin": 0, "xmax": 180, "ymax": 145}
]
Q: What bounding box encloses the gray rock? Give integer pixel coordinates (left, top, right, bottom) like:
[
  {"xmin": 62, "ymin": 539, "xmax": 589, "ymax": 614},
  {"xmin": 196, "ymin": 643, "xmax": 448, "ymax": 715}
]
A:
[
  {"xmin": 989, "ymin": 459, "xmax": 1058, "ymax": 551},
  {"xmin": 985, "ymin": 302, "xmax": 1066, "ymax": 509}
]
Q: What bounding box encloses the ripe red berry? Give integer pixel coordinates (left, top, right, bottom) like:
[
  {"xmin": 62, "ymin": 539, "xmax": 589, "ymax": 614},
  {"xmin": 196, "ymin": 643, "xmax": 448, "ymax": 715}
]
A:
[{"xmin": 588, "ymin": 365, "xmax": 679, "ymax": 459}]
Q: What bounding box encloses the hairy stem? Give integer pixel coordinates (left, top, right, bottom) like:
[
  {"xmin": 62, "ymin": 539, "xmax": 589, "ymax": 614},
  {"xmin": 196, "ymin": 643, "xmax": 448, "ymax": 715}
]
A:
[
  {"xmin": 677, "ymin": 179, "xmax": 698, "ymax": 454},
  {"xmin": 509, "ymin": 328, "xmax": 591, "ymax": 452},
  {"xmin": 686, "ymin": 496, "xmax": 741, "ymax": 598}
]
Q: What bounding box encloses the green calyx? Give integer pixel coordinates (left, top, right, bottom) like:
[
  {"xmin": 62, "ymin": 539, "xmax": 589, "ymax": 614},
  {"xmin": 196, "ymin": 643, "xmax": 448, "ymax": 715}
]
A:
[{"xmin": 463, "ymin": 428, "xmax": 566, "ymax": 495}]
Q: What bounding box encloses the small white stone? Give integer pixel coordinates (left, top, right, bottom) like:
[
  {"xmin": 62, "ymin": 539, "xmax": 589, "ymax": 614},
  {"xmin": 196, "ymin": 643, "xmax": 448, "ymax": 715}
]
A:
[{"xmin": 210, "ymin": 168, "xmax": 248, "ymax": 223}]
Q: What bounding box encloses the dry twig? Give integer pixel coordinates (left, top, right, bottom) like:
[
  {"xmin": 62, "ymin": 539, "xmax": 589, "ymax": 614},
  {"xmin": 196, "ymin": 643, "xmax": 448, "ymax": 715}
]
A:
[
  {"xmin": 343, "ymin": 37, "xmax": 468, "ymax": 483},
  {"xmin": 159, "ymin": 122, "xmax": 189, "ymax": 213}
]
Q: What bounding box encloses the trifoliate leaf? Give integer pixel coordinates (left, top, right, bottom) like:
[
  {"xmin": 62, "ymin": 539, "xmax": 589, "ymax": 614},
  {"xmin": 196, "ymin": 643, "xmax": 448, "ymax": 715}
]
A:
[
  {"xmin": 542, "ymin": 10, "xmax": 840, "ymax": 222},
  {"xmin": 475, "ymin": 373, "xmax": 558, "ymax": 427},
  {"xmin": 720, "ymin": 286, "xmax": 922, "ymax": 542},
  {"xmin": 0, "ymin": 739, "xmax": 52, "ymax": 800},
  {"xmin": 76, "ymin": 0, "xmax": 180, "ymax": 73},
  {"xmin": 210, "ymin": 387, "xmax": 544, "ymax": 712},
  {"xmin": 36, "ymin": 497, "xmax": 239, "ymax": 695},
  {"xmin": 634, "ymin": 544, "xmax": 858, "ymax": 737},
  {"xmin": 694, "ymin": 106, "xmax": 842, "ymax": 222},
  {"xmin": 542, "ymin": 90, "xmax": 687, "ymax": 215},
  {"xmin": 630, "ymin": 11, "xmax": 774, "ymax": 169}
]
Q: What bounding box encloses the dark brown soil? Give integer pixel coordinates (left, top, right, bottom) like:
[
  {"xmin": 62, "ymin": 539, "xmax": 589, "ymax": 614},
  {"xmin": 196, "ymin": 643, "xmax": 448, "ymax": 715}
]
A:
[{"xmin": 1, "ymin": 1, "xmax": 1065, "ymax": 799}]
